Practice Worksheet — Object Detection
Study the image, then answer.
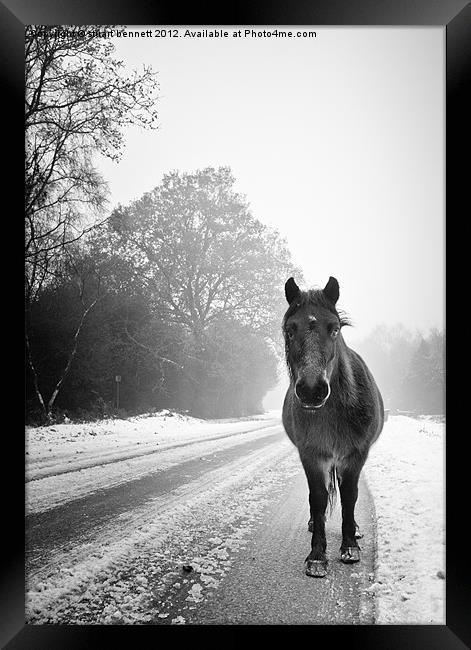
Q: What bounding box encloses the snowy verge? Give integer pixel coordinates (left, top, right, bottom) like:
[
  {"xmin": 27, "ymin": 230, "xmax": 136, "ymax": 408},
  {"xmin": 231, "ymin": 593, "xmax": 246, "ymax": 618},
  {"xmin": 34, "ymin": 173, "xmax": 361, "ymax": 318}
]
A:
[
  {"xmin": 363, "ymin": 415, "xmax": 445, "ymax": 624},
  {"xmin": 26, "ymin": 409, "xmax": 280, "ymax": 481}
]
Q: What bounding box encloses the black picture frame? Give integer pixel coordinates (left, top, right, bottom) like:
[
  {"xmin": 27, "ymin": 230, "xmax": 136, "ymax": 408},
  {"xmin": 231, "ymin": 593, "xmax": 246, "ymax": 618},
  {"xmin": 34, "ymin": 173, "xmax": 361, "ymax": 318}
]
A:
[{"xmin": 5, "ymin": 0, "xmax": 468, "ymax": 647}]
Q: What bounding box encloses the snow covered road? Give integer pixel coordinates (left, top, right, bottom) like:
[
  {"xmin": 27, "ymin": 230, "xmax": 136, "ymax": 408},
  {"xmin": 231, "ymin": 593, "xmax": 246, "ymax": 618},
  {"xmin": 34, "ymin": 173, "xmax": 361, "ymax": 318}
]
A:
[
  {"xmin": 26, "ymin": 428, "xmax": 285, "ymax": 574},
  {"xmin": 25, "ymin": 414, "xmax": 376, "ymax": 625},
  {"xmin": 25, "ymin": 411, "xmax": 445, "ymax": 625}
]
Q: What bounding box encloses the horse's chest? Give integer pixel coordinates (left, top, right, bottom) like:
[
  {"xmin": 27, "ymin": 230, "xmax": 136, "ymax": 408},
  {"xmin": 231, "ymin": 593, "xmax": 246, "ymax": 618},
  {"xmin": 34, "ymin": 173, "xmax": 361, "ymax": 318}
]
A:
[{"xmin": 297, "ymin": 419, "xmax": 352, "ymax": 459}]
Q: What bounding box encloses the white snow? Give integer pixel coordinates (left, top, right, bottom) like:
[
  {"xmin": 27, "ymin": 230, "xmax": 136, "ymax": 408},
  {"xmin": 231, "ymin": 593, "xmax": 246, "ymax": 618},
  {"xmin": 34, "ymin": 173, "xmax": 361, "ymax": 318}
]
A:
[{"xmin": 363, "ymin": 415, "xmax": 445, "ymax": 624}]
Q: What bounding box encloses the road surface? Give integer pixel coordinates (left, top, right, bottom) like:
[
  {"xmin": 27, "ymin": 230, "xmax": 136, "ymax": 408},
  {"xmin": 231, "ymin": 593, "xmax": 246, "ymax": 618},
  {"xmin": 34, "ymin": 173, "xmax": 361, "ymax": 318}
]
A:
[{"xmin": 25, "ymin": 421, "xmax": 377, "ymax": 625}]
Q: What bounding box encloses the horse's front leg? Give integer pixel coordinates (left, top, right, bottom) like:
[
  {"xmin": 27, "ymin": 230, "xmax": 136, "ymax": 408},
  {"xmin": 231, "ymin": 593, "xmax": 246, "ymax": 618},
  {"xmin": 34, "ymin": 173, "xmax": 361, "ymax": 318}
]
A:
[
  {"xmin": 338, "ymin": 456, "xmax": 365, "ymax": 563},
  {"xmin": 302, "ymin": 456, "xmax": 330, "ymax": 578}
]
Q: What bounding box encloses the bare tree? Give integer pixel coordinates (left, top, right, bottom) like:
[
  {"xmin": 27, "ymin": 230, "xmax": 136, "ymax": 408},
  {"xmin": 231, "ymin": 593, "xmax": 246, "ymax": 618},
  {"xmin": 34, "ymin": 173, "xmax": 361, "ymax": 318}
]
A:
[
  {"xmin": 25, "ymin": 25, "xmax": 160, "ymax": 420},
  {"xmin": 97, "ymin": 167, "xmax": 301, "ymax": 413},
  {"xmin": 104, "ymin": 167, "xmax": 300, "ymax": 346},
  {"xmin": 25, "ymin": 25, "xmax": 159, "ymax": 297}
]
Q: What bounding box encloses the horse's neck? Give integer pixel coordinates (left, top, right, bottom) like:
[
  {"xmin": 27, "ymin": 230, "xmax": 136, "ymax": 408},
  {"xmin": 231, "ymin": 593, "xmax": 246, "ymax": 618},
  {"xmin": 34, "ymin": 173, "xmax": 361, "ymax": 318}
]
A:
[{"xmin": 332, "ymin": 336, "xmax": 357, "ymax": 405}]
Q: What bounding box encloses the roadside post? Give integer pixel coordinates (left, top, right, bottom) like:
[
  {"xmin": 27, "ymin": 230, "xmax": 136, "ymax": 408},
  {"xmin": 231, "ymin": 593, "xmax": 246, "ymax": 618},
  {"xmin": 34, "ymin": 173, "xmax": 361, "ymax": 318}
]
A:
[{"xmin": 115, "ymin": 375, "xmax": 121, "ymax": 410}]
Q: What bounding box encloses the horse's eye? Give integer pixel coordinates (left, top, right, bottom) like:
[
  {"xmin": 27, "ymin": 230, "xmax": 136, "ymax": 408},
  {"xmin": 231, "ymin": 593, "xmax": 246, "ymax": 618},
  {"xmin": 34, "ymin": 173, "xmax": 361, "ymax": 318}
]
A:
[
  {"xmin": 287, "ymin": 330, "xmax": 294, "ymax": 340},
  {"xmin": 332, "ymin": 327, "xmax": 340, "ymax": 338}
]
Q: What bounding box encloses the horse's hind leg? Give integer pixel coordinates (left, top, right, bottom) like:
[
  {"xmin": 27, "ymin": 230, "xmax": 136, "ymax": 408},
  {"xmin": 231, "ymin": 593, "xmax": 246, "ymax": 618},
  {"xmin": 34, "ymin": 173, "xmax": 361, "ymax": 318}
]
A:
[
  {"xmin": 338, "ymin": 457, "xmax": 365, "ymax": 563},
  {"xmin": 302, "ymin": 457, "xmax": 330, "ymax": 577}
]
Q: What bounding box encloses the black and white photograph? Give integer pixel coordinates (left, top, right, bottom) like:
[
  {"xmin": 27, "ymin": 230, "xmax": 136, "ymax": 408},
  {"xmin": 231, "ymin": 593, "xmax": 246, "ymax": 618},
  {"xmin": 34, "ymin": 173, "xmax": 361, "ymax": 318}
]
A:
[{"xmin": 23, "ymin": 21, "xmax": 448, "ymax": 629}]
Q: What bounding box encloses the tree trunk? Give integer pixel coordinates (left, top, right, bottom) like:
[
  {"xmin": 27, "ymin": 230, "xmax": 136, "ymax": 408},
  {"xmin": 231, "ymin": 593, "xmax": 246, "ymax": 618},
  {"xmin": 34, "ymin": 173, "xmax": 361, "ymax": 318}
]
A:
[
  {"xmin": 189, "ymin": 326, "xmax": 207, "ymax": 416},
  {"xmin": 46, "ymin": 296, "xmax": 99, "ymax": 417},
  {"xmin": 25, "ymin": 326, "xmax": 48, "ymax": 422}
]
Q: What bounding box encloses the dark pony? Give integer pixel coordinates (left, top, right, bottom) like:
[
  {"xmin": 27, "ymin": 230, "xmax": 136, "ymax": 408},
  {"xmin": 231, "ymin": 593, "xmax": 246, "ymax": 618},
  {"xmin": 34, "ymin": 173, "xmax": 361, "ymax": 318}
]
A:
[{"xmin": 282, "ymin": 276, "xmax": 384, "ymax": 577}]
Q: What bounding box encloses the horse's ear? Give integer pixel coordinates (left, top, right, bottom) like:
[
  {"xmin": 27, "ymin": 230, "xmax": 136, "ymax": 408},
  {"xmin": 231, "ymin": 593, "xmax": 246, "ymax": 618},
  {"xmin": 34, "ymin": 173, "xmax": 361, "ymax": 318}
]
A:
[
  {"xmin": 323, "ymin": 276, "xmax": 339, "ymax": 305},
  {"xmin": 285, "ymin": 277, "xmax": 300, "ymax": 304}
]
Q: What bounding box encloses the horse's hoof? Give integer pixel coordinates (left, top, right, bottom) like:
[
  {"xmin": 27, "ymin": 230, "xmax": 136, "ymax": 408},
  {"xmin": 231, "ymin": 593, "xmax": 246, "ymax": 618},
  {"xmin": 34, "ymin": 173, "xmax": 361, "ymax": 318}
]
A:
[
  {"xmin": 308, "ymin": 519, "xmax": 313, "ymax": 532},
  {"xmin": 305, "ymin": 559, "xmax": 328, "ymax": 578},
  {"xmin": 340, "ymin": 546, "xmax": 361, "ymax": 563}
]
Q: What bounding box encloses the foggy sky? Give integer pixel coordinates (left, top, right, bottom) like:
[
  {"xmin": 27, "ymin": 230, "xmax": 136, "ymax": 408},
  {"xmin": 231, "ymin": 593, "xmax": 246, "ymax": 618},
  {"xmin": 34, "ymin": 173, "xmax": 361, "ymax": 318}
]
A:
[{"xmin": 97, "ymin": 27, "xmax": 444, "ymax": 346}]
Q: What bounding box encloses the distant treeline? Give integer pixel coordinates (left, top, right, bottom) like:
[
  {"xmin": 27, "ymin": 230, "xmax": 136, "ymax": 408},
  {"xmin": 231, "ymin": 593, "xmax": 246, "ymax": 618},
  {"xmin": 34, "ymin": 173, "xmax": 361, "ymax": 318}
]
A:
[
  {"xmin": 25, "ymin": 167, "xmax": 299, "ymax": 424},
  {"xmin": 355, "ymin": 324, "xmax": 444, "ymax": 415}
]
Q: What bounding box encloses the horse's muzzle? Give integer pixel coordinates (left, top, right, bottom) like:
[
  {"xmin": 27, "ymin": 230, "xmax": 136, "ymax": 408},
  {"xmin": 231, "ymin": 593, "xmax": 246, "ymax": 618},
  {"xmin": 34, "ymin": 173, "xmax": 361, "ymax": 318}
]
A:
[{"xmin": 294, "ymin": 377, "xmax": 331, "ymax": 409}]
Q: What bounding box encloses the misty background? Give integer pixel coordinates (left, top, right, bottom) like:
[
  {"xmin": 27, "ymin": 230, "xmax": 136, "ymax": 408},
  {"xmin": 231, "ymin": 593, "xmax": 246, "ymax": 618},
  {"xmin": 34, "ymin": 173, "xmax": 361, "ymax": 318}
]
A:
[{"xmin": 25, "ymin": 26, "xmax": 444, "ymax": 424}]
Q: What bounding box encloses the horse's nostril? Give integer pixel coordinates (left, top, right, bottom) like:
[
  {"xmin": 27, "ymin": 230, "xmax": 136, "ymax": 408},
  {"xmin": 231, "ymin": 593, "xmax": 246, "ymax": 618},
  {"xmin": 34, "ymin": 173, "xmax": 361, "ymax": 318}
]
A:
[
  {"xmin": 294, "ymin": 379, "xmax": 306, "ymax": 402},
  {"xmin": 295, "ymin": 379, "xmax": 310, "ymax": 403},
  {"xmin": 295, "ymin": 378, "xmax": 329, "ymax": 405},
  {"xmin": 313, "ymin": 382, "xmax": 329, "ymax": 401}
]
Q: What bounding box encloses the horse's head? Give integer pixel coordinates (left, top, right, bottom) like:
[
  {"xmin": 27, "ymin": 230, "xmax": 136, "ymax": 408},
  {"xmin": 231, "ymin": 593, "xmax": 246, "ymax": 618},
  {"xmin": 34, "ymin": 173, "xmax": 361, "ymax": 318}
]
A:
[{"xmin": 283, "ymin": 276, "xmax": 347, "ymax": 410}]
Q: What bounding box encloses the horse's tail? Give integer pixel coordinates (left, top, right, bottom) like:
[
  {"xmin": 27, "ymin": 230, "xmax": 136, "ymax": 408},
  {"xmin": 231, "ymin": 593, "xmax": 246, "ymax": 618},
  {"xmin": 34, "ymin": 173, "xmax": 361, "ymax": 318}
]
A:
[{"xmin": 327, "ymin": 465, "xmax": 338, "ymax": 517}]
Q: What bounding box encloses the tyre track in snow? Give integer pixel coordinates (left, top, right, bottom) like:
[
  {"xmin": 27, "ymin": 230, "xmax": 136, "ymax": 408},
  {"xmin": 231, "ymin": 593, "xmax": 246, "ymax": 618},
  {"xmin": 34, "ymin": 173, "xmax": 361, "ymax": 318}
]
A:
[
  {"xmin": 26, "ymin": 423, "xmax": 282, "ymax": 514},
  {"xmin": 176, "ymin": 472, "xmax": 376, "ymax": 625}
]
